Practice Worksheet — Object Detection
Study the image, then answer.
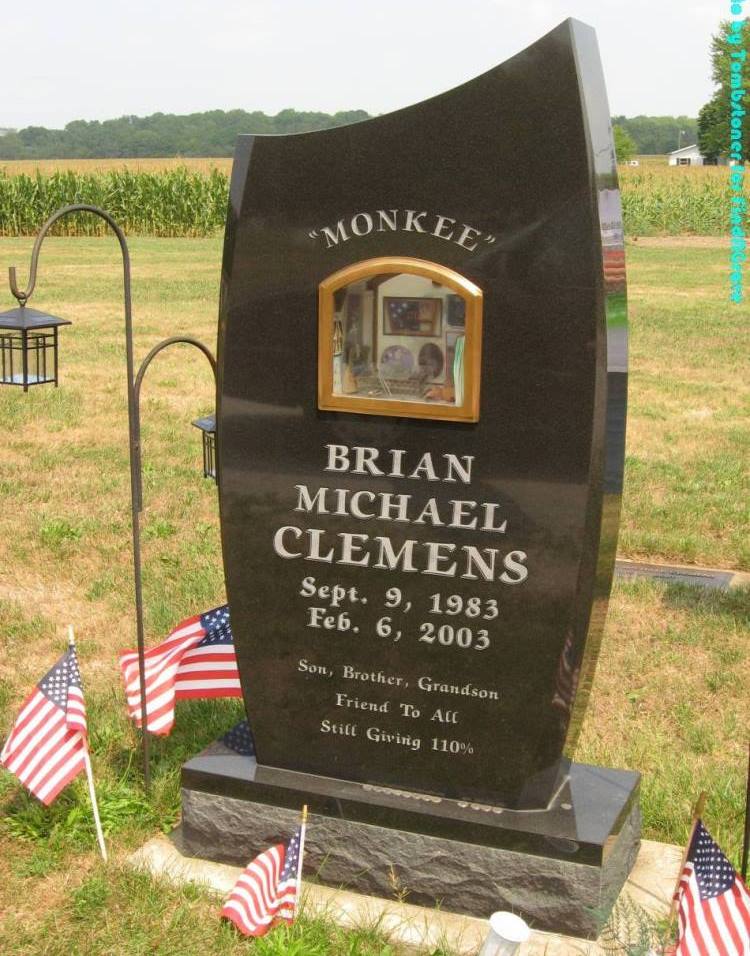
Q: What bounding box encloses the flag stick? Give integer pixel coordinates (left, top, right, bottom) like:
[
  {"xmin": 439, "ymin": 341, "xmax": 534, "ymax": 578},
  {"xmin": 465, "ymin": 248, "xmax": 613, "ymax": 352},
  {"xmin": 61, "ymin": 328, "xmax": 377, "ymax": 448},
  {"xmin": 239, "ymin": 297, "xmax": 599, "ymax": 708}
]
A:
[
  {"xmin": 741, "ymin": 740, "xmax": 750, "ymax": 882},
  {"xmin": 668, "ymin": 790, "xmax": 707, "ymax": 926},
  {"xmin": 68, "ymin": 626, "xmax": 108, "ymax": 863},
  {"xmin": 83, "ymin": 750, "xmax": 108, "ymax": 862},
  {"xmin": 293, "ymin": 804, "xmax": 308, "ymax": 919}
]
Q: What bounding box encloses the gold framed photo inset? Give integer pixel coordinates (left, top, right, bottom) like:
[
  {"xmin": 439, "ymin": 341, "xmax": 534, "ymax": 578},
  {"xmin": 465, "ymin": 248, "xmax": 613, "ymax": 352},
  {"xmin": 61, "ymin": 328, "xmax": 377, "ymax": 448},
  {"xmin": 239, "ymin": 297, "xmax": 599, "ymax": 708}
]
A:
[{"xmin": 318, "ymin": 256, "xmax": 483, "ymax": 422}]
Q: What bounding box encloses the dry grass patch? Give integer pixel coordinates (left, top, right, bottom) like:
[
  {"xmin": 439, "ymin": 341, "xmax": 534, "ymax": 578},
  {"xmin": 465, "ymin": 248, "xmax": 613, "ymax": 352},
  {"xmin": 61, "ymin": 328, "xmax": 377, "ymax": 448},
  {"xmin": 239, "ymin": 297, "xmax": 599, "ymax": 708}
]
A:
[
  {"xmin": 632, "ymin": 236, "xmax": 732, "ymax": 249},
  {"xmin": 577, "ymin": 580, "xmax": 749, "ymax": 858},
  {"xmin": 0, "ymin": 157, "xmax": 233, "ymax": 176},
  {"xmin": 621, "ymin": 242, "xmax": 749, "ymax": 568}
]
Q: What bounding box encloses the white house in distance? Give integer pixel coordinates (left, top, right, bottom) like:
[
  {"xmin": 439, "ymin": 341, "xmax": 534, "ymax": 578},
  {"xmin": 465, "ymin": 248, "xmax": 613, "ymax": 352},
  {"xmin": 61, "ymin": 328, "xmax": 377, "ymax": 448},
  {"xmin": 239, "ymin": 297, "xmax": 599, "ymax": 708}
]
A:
[{"xmin": 668, "ymin": 144, "xmax": 727, "ymax": 166}]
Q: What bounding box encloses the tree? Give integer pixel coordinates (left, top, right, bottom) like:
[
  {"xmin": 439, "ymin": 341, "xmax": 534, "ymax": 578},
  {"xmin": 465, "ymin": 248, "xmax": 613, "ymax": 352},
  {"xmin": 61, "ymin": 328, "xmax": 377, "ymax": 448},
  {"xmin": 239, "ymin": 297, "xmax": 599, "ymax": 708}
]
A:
[
  {"xmin": 0, "ymin": 109, "xmax": 378, "ymax": 160},
  {"xmin": 613, "ymin": 125, "xmax": 636, "ymax": 163},
  {"xmin": 611, "ymin": 115, "xmax": 698, "ymax": 154},
  {"xmin": 697, "ymin": 19, "xmax": 750, "ymax": 161},
  {"xmin": 0, "ymin": 109, "xmax": 704, "ymax": 161},
  {"xmin": 0, "ymin": 132, "xmax": 23, "ymax": 159},
  {"xmin": 698, "ymin": 95, "xmax": 725, "ymax": 161}
]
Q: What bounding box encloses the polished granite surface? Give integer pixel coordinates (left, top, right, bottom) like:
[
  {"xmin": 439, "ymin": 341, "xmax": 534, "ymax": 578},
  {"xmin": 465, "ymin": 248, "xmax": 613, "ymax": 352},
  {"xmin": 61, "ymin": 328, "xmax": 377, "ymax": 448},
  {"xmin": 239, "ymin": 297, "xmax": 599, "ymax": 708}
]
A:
[{"xmin": 215, "ymin": 18, "xmax": 628, "ymax": 810}]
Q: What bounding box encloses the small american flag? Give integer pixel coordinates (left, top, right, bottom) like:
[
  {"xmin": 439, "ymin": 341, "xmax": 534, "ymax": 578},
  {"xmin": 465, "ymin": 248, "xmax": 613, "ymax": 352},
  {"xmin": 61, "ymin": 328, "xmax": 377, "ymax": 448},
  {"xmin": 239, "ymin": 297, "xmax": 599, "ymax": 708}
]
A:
[
  {"xmin": 674, "ymin": 820, "xmax": 750, "ymax": 955},
  {"xmin": 221, "ymin": 720, "xmax": 255, "ymax": 756},
  {"xmin": 0, "ymin": 647, "xmax": 87, "ymax": 805},
  {"xmin": 119, "ymin": 605, "xmax": 241, "ymax": 736},
  {"xmin": 222, "ymin": 826, "xmax": 303, "ymax": 937}
]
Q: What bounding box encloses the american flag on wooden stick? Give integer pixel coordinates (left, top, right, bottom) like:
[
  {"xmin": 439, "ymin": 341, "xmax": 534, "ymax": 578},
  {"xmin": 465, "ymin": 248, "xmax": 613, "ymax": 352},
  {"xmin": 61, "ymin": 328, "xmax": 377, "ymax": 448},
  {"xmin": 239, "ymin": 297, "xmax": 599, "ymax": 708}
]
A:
[
  {"xmin": 222, "ymin": 825, "xmax": 304, "ymax": 937},
  {"xmin": 0, "ymin": 646, "xmax": 87, "ymax": 805},
  {"xmin": 119, "ymin": 605, "xmax": 241, "ymax": 736},
  {"xmin": 674, "ymin": 820, "xmax": 750, "ymax": 955}
]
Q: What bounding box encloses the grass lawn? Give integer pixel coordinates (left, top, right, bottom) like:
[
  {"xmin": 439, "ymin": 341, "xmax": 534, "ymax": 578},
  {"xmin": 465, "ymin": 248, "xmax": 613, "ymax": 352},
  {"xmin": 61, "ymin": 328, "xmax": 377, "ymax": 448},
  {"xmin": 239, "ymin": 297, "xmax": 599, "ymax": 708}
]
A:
[
  {"xmin": 0, "ymin": 236, "xmax": 747, "ymax": 954},
  {"xmin": 621, "ymin": 238, "xmax": 749, "ymax": 569}
]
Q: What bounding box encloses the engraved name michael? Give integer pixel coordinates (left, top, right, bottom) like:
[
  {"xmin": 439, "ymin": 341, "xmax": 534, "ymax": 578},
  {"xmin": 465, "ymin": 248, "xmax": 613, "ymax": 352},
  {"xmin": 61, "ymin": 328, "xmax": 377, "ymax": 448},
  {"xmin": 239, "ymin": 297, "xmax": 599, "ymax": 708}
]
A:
[{"xmin": 308, "ymin": 209, "xmax": 496, "ymax": 250}]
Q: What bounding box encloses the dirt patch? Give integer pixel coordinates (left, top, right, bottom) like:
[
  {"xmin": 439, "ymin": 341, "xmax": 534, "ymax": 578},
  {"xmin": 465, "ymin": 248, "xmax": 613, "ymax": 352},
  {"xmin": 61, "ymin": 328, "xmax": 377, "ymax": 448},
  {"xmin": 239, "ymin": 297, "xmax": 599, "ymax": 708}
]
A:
[{"xmin": 628, "ymin": 236, "xmax": 730, "ymax": 249}]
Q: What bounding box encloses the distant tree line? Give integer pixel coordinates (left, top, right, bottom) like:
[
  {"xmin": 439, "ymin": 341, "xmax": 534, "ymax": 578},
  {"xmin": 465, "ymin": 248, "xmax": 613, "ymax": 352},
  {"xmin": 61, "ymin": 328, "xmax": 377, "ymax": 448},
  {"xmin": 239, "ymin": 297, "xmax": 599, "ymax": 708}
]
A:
[
  {"xmin": 611, "ymin": 116, "xmax": 698, "ymax": 156},
  {"xmin": 0, "ymin": 108, "xmax": 702, "ymax": 160},
  {"xmin": 0, "ymin": 109, "xmax": 372, "ymax": 159}
]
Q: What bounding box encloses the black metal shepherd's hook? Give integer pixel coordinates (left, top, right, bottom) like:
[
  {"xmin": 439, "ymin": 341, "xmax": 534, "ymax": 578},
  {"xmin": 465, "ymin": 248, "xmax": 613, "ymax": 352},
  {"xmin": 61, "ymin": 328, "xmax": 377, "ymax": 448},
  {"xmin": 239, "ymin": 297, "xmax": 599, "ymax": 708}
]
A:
[
  {"xmin": 7, "ymin": 206, "xmax": 217, "ymax": 791},
  {"xmin": 133, "ymin": 335, "xmax": 218, "ymax": 498},
  {"xmin": 133, "ymin": 337, "xmax": 217, "ymax": 783}
]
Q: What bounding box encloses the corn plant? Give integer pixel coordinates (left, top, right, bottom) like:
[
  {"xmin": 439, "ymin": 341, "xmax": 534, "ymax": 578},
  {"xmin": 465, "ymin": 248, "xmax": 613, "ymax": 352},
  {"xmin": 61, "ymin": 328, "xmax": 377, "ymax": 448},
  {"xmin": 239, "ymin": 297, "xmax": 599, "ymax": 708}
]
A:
[
  {"xmin": 0, "ymin": 168, "xmax": 228, "ymax": 237},
  {"xmin": 0, "ymin": 164, "xmax": 744, "ymax": 237}
]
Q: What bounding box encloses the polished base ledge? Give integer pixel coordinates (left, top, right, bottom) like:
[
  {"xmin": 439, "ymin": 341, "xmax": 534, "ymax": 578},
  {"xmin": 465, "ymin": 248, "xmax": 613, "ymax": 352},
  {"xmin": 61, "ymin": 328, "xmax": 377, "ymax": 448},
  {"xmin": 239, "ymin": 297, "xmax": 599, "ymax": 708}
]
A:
[{"xmin": 181, "ymin": 738, "xmax": 641, "ymax": 938}]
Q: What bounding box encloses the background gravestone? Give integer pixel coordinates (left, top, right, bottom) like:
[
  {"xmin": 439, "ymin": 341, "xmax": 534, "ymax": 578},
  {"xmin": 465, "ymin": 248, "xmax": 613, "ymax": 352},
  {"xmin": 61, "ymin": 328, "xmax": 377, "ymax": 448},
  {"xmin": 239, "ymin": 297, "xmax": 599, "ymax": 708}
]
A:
[{"xmin": 182, "ymin": 18, "xmax": 637, "ymax": 938}]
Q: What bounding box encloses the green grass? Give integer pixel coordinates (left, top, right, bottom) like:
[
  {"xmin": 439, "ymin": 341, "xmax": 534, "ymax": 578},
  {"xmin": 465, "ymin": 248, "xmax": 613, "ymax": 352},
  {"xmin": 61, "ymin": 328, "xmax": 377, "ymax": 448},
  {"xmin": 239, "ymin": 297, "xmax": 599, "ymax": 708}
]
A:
[
  {"xmin": 621, "ymin": 240, "xmax": 749, "ymax": 569},
  {"xmin": 0, "ymin": 236, "xmax": 746, "ymax": 952},
  {"xmin": 576, "ymin": 579, "xmax": 749, "ymax": 859},
  {"xmin": 0, "ymin": 862, "xmax": 412, "ymax": 955}
]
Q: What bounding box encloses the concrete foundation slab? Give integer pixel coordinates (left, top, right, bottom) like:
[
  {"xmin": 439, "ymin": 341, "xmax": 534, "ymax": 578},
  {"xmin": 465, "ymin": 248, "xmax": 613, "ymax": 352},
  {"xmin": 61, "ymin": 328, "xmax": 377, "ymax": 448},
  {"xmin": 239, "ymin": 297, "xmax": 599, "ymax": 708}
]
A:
[{"xmin": 129, "ymin": 835, "xmax": 683, "ymax": 954}]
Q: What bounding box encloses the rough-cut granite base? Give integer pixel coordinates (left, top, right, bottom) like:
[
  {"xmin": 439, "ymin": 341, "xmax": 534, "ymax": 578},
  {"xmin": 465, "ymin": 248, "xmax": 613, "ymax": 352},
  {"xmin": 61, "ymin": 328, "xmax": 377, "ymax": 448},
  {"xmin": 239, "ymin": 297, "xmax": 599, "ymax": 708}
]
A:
[{"xmin": 180, "ymin": 737, "xmax": 641, "ymax": 939}]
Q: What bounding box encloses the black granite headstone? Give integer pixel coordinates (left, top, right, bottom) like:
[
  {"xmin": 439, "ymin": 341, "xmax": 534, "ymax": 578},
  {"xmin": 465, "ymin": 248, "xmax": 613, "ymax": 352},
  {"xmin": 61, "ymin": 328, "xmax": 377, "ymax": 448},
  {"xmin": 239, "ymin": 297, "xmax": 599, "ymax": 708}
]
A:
[{"xmin": 182, "ymin": 18, "xmax": 637, "ymax": 936}]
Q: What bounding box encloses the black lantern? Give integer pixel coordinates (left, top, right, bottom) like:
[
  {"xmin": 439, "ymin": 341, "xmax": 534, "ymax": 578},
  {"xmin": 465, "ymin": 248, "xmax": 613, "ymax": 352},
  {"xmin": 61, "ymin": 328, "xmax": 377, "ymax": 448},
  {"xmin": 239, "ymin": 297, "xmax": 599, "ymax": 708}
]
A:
[
  {"xmin": 0, "ymin": 305, "xmax": 71, "ymax": 391},
  {"xmin": 8, "ymin": 204, "xmax": 219, "ymax": 791},
  {"xmin": 192, "ymin": 414, "xmax": 217, "ymax": 481}
]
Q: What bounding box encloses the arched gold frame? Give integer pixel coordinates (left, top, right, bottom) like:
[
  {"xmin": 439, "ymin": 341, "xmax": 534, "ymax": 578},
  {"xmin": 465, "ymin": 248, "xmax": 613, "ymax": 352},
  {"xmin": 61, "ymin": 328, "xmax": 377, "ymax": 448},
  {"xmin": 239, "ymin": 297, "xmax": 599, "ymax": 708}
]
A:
[{"xmin": 318, "ymin": 257, "xmax": 482, "ymax": 422}]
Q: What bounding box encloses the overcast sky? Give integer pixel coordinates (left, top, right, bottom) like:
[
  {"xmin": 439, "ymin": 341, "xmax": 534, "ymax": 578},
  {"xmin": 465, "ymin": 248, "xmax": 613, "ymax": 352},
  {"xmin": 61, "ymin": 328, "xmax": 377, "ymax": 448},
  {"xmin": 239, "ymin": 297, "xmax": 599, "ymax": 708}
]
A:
[{"xmin": 3, "ymin": 0, "xmax": 720, "ymax": 130}]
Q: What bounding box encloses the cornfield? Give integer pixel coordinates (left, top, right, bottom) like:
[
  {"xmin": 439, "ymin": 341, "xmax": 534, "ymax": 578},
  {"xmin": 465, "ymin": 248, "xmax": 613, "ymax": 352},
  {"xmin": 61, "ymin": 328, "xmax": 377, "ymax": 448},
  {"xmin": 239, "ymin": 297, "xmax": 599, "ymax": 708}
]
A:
[
  {"xmin": 620, "ymin": 168, "xmax": 737, "ymax": 236},
  {"xmin": 0, "ymin": 163, "xmax": 742, "ymax": 237},
  {"xmin": 0, "ymin": 157, "xmax": 233, "ymax": 176},
  {"xmin": 0, "ymin": 168, "xmax": 228, "ymax": 237}
]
